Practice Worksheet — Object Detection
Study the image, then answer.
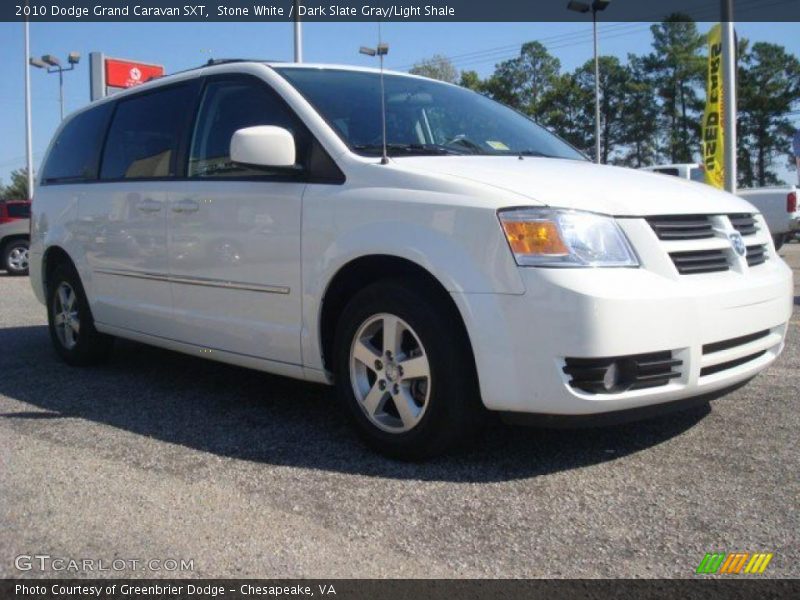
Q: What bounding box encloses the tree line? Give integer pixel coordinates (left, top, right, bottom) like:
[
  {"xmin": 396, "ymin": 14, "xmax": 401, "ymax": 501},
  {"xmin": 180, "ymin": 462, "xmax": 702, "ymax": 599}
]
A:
[
  {"xmin": 409, "ymin": 15, "xmax": 800, "ymax": 187},
  {"xmin": 0, "ymin": 169, "xmax": 30, "ymax": 201}
]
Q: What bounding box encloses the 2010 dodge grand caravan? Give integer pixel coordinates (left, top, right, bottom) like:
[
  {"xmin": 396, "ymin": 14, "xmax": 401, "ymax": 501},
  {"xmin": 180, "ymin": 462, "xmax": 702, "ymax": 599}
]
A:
[{"xmin": 30, "ymin": 61, "xmax": 793, "ymax": 459}]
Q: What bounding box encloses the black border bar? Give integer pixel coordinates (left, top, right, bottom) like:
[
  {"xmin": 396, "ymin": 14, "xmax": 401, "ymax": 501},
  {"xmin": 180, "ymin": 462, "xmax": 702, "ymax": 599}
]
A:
[
  {"xmin": 3, "ymin": 579, "xmax": 800, "ymax": 600},
  {"xmin": 4, "ymin": 0, "xmax": 800, "ymax": 22}
]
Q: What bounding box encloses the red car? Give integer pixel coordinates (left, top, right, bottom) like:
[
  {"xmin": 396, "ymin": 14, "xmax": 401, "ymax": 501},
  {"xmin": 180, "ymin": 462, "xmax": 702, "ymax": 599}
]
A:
[{"xmin": 0, "ymin": 200, "xmax": 31, "ymax": 275}]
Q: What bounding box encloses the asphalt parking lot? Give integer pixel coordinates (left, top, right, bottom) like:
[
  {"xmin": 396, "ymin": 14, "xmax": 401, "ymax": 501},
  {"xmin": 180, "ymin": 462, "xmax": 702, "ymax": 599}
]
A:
[{"xmin": 1, "ymin": 245, "xmax": 798, "ymax": 579}]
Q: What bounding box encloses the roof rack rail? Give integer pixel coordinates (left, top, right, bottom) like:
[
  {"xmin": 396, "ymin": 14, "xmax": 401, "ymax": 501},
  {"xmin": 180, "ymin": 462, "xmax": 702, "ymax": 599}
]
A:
[
  {"xmin": 165, "ymin": 58, "xmax": 284, "ymax": 79},
  {"xmin": 204, "ymin": 58, "xmax": 284, "ymax": 67}
]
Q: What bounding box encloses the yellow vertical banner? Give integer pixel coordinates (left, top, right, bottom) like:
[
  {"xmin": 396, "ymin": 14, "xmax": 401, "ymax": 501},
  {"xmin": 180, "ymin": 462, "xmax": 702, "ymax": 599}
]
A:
[{"xmin": 703, "ymin": 24, "xmax": 725, "ymax": 188}]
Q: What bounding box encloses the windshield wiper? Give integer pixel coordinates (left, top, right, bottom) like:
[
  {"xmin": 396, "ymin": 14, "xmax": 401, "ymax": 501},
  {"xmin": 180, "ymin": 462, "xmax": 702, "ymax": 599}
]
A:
[
  {"xmin": 513, "ymin": 149, "xmax": 555, "ymax": 158},
  {"xmin": 353, "ymin": 143, "xmax": 470, "ymax": 156}
]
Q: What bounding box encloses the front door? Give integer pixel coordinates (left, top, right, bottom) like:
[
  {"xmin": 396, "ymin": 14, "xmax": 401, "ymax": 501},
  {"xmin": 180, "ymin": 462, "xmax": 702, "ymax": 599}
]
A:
[{"xmin": 167, "ymin": 76, "xmax": 306, "ymax": 364}]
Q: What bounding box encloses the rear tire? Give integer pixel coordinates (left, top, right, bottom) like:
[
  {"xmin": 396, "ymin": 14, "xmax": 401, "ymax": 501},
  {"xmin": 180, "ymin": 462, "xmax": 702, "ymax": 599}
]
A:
[
  {"xmin": 333, "ymin": 279, "xmax": 484, "ymax": 460},
  {"xmin": 2, "ymin": 239, "xmax": 29, "ymax": 275},
  {"xmin": 47, "ymin": 262, "xmax": 114, "ymax": 366},
  {"xmin": 772, "ymin": 233, "xmax": 786, "ymax": 251}
]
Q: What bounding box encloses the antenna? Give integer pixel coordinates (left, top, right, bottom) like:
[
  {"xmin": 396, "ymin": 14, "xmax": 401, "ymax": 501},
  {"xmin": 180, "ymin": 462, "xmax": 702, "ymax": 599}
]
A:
[{"xmin": 359, "ymin": 24, "xmax": 390, "ymax": 165}]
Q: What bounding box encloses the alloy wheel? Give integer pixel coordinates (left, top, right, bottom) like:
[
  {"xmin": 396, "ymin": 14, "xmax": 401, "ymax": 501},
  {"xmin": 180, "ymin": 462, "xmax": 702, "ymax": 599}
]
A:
[
  {"xmin": 53, "ymin": 282, "xmax": 80, "ymax": 350},
  {"xmin": 349, "ymin": 313, "xmax": 431, "ymax": 433},
  {"xmin": 8, "ymin": 245, "xmax": 29, "ymax": 272}
]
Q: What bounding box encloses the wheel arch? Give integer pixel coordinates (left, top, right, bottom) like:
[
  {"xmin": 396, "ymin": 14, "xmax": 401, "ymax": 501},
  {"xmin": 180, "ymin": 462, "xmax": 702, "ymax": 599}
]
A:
[
  {"xmin": 1, "ymin": 234, "xmax": 29, "ymax": 248},
  {"xmin": 41, "ymin": 245, "xmax": 76, "ymax": 297},
  {"xmin": 317, "ymin": 254, "xmax": 478, "ymax": 379}
]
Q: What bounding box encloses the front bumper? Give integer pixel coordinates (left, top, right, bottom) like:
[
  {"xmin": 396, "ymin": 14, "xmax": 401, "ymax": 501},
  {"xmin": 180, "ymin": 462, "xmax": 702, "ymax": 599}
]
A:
[{"xmin": 452, "ymin": 252, "xmax": 793, "ymax": 416}]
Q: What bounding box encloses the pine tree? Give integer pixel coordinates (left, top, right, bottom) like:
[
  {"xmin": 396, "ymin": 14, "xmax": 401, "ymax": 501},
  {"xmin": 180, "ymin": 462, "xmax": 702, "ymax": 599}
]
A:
[
  {"xmin": 644, "ymin": 14, "xmax": 705, "ymax": 163},
  {"xmin": 736, "ymin": 41, "xmax": 800, "ymax": 186}
]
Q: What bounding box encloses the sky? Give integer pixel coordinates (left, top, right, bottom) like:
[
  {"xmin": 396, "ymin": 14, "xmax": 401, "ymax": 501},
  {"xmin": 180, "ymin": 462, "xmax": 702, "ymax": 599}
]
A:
[{"xmin": 1, "ymin": 20, "xmax": 799, "ymax": 187}]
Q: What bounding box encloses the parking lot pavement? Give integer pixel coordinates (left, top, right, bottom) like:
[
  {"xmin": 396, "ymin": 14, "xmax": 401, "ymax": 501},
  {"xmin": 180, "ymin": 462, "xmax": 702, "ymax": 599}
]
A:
[{"xmin": 1, "ymin": 245, "xmax": 798, "ymax": 579}]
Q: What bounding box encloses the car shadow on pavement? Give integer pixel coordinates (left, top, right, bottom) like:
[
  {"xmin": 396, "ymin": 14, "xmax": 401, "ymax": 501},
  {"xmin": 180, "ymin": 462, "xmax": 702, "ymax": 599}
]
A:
[{"xmin": 0, "ymin": 325, "xmax": 710, "ymax": 483}]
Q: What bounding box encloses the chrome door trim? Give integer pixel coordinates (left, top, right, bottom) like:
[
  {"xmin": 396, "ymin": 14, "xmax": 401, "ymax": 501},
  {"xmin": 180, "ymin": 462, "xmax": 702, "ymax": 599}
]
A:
[{"xmin": 94, "ymin": 268, "xmax": 290, "ymax": 294}]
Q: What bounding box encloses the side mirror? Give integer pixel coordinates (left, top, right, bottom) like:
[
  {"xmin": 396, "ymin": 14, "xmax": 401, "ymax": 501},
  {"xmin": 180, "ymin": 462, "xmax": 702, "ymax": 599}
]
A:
[{"xmin": 230, "ymin": 126, "xmax": 297, "ymax": 169}]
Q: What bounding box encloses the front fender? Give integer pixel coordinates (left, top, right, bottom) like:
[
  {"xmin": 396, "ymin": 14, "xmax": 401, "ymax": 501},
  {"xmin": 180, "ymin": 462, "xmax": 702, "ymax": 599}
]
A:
[{"xmin": 300, "ymin": 185, "xmax": 524, "ymax": 372}]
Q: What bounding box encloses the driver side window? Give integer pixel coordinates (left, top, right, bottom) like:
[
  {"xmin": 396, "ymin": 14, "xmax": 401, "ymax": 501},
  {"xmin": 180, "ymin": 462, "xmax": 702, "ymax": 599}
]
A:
[{"xmin": 188, "ymin": 79, "xmax": 306, "ymax": 178}]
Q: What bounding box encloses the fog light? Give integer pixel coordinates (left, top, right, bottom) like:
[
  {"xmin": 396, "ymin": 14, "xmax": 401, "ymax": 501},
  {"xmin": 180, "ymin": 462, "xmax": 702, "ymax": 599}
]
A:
[
  {"xmin": 603, "ymin": 362, "xmax": 620, "ymax": 391},
  {"xmin": 564, "ymin": 351, "xmax": 682, "ymax": 394}
]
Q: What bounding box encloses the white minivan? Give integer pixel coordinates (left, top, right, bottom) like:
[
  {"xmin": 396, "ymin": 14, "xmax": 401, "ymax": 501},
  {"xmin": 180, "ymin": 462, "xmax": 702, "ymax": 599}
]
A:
[{"xmin": 30, "ymin": 61, "xmax": 793, "ymax": 458}]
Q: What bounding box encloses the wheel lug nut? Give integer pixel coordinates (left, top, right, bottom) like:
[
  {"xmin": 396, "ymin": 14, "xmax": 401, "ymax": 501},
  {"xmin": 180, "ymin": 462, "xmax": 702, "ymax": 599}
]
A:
[
  {"xmin": 392, "ymin": 384, "xmax": 399, "ymax": 395},
  {"xmin": 378, "ymin": 380, "xmax": 386, "ymax": 391},
  {"xmin": 374, "ymin": 359, "xmax": 383, "ymax": 371},
  {"xmin": 385, "ymin": 351, "xmax": 393, "ymax": 360}
]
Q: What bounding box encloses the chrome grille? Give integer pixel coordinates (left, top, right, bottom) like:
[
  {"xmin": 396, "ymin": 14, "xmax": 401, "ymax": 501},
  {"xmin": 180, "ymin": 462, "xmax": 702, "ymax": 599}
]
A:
[
  {"xmin": 729, "ymin": 213, "xmax": 758, "ymax": 236},
  {"xmin": 646, "ymin": 214, "xmax": 770, "ymax": 276},
  {"xmin": 669, "ymin": 249, "xmax": 729, "ymax": 274},
  {"xmin": 646, "ymin": 215, "xmax": 714, "ymax": 240},
  {"xmin": 746, "ymin": 244, "xmax": 768, "ymax": 267}
]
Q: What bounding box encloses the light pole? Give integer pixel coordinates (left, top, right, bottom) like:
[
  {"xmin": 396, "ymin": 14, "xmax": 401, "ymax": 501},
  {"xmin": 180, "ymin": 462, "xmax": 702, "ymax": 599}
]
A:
[
  {"xmin": 567, "ymin": 0, "xmax": 611, "ymax": 164},
  {"xmin": 721, "ymin": 0, "xmax": 737, "ymax": 193},
  {"xmin": 293, "ymin": 0, "xmax": 302, "ymax": 62},
  {"xmin": 23, "ymin": 19, "xmax": 34, "ymax": 199},
  {"xmin": 29, "ymin": 52, "xmax": 80, "ymax": 121},
  {"xmin": 359, "ymin": 41, "xmax": 390, "ymax": 165}
]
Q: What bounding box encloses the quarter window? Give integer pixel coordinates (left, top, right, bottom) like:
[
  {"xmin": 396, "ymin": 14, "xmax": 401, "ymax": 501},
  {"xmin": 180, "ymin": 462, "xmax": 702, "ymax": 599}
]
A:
[
  {"xmin": 100, "ymin": 85, "xmax": 196, "ymax": 180},
  {"xmin": 188, "ymin": 79, "xmax": 306, "ymax": 178},
  {"xmin": 41, "ymin": 103, "xmax": 113, "ymax": 184}
]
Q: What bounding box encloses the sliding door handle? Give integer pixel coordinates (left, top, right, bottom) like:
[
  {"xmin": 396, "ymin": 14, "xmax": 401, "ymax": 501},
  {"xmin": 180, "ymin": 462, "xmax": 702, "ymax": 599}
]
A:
[
  {"xmin": 172, "ymin": 199, "xmax": 200, "ymax": 214},
  {"xmin": 136, "ymin": 199, "xmax": 162, "ymax": 213}
]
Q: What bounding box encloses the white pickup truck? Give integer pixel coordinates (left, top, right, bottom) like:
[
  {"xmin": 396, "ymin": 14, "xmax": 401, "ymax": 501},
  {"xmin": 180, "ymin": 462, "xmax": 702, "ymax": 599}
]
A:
[
  {"xmin": 737, "ymin": 187, "xmax": 799, "ymax": 249},
  {"xmin": 640, "ymin": 163, "xmax": 799, "ymax": 249}
]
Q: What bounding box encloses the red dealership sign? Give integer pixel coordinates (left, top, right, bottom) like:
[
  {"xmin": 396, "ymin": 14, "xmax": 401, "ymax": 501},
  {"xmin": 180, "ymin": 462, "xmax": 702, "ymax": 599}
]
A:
[{"xmin": 105, "ymin": 59, "xmax": 164, "ymax": 89}]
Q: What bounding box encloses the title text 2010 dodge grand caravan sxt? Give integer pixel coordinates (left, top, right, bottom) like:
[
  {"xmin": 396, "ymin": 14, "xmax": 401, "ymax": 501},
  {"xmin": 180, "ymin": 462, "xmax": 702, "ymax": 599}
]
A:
[{"xmin": 30, "ymin": 61, "xmax": 793, "ymax": 458}]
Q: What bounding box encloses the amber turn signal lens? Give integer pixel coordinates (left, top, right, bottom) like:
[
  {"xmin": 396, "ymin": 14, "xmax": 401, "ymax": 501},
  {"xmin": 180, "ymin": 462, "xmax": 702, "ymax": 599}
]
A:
[{"xmin": 501, "ymin": 220, "xmax": 569, "ymax": 256}]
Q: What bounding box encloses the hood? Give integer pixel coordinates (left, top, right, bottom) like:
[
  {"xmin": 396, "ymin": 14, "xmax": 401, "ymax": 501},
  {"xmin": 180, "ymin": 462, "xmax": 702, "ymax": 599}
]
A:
[{"xmin": 392, "ymin": 156, "xmax": 757, "ymax": 217}]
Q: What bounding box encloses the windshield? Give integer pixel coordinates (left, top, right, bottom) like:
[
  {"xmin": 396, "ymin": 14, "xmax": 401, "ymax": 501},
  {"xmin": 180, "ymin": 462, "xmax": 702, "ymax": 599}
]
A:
[{"xmin": 274, "ymin": 67, "xmax": 586, "ymax": 160}]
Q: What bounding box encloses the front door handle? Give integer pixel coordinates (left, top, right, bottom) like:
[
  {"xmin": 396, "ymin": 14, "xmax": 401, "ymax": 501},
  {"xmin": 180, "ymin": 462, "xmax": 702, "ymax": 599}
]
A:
[
  {"xmin": 137, "ymin": 199, "xmax": 162, "ymax": 213},
  {"xmin": 172, "ymin": 199, "xmax": 200, "ymax": 214}
]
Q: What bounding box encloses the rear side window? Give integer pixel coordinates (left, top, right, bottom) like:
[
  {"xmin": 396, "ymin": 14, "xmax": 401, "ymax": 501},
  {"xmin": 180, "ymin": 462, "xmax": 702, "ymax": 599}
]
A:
[
  {"xmin": 101, "ymin": 85, "xmax": 196, "ymax": 180},
  {"xmin": 41, "ymin": 103, "xmax": 113, "ymax": 184},
  {"xmin": 188, "ymin": 78, "xmax": 308, "ymax": 178},
  {"xmin": 7, "ymin": 204, "xmax": 30, "ymax": 218},
  {"xmin": 653, "ymin": 168, "xmax": 680, "ymax": 177},
  {"xmin": 690, "ymin": 168, "xmax": 706, "ymax": 183}
]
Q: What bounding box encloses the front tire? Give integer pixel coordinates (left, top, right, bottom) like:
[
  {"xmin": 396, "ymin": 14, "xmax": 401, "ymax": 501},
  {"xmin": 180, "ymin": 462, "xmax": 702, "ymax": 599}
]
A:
[
  {"xmin": 333, "ymin": 279, "xmax": 484, "ymax": 460},
  {"xmin": 2, "ymin": 239, "xmax": 29, "ymax": 275},
  {"xmin": 47, "ymin": 262, "xmax": 114, "ymax": 366}
]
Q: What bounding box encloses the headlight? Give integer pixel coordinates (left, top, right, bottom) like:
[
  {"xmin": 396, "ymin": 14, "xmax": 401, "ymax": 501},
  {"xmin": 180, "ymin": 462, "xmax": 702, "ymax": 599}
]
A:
[{"xmin": 498, "ymin": 208, "xmax": 639, "ymax": 267}]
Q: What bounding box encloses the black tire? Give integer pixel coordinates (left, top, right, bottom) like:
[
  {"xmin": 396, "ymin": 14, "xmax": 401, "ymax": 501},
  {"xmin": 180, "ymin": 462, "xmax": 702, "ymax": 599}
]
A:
[
  {"xmin": 333, "ymin": 279, "xmax": 484, "ymax": 460},
  {"xmin": 46, "ymin": 261, "xmax": 114, "ymax": 366},
  {"xmin": 772, "ymin": 233, "xmax": 786, "ymax": 251},
  {"xmin": 2, "ymin": 239, "xmax": 29, "ymax": 276}
]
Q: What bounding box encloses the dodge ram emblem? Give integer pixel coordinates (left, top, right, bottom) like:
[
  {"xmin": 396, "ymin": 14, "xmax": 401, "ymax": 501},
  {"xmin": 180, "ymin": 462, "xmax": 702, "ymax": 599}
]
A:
[{"xmin": 729, "ymin": 232, "xmax": 746, "ymax": 257}]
